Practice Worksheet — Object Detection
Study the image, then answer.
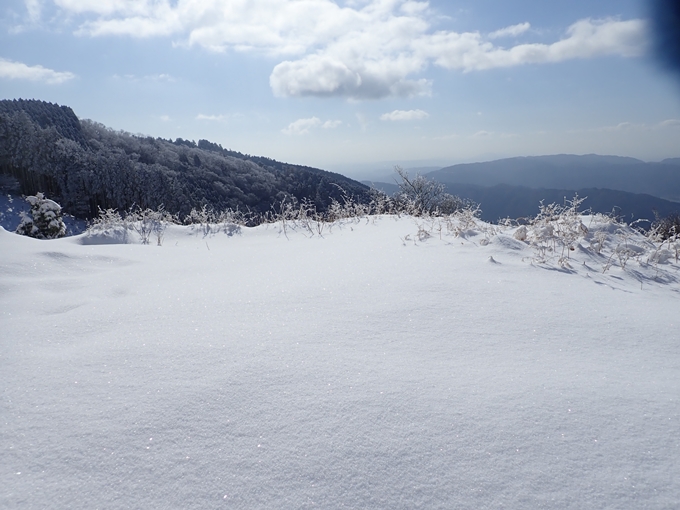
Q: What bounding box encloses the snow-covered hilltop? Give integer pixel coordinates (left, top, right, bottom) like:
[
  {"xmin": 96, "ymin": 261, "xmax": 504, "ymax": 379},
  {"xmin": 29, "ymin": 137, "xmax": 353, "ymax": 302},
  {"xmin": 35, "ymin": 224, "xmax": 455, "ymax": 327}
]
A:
[{"xmin": 1, "ymin": 213, "xmax": 679, "ymax": 509}]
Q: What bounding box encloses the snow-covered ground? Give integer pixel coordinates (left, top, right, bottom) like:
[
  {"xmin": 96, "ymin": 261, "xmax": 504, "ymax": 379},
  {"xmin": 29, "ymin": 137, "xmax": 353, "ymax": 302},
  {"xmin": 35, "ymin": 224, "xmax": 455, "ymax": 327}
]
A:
[{"xmin": 1, "ymin": 215, "xmax": 679, "ymax": 509}]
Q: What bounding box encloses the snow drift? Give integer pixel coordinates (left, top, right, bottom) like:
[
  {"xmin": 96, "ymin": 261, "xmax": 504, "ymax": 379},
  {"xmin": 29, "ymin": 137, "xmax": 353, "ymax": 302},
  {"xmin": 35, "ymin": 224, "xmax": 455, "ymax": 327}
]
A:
[{"xmin": 1, "ymin": 214, "xmax": 679, "ymax": 509}]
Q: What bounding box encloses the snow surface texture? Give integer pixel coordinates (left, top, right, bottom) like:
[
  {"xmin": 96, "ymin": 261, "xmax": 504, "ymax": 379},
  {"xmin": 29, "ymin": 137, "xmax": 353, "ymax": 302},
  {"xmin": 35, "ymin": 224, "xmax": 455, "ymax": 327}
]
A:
[{"xmin": 1, "ymin": 215, "xmax": 679, "ymax": 509}]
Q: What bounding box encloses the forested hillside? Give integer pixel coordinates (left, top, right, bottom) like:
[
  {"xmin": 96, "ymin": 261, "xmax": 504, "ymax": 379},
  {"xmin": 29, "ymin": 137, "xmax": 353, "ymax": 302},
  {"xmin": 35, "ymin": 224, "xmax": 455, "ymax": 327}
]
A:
[{"xmin": 0, "ymin": 99, "xmax": 371, "ymax": 219}]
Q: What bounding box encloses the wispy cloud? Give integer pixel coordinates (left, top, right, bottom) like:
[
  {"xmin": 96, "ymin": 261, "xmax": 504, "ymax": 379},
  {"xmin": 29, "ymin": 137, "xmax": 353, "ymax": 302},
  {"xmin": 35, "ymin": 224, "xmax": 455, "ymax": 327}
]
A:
[
  {"xmin": 282, "ymin": 117, "xmax": 321, "ymax": 136},
  {"xmin": 41, "ymin": 0, "xmax": 648, "ymax": 99},
  {"xmin": 380, "ymin": 109, "xmax": 429, "ymax": 121},
  {"xmin": 586, "ymin": 119, "xmax": 680, "ymax": 132},
  {"xmin": 196, "ymin": 113, "xmax": 228, "ymax": 122},
  {"xmin": 0, "ymin": 57, "xmax": 76, "ymax": 84},
  {"xmin": 282, "ymin": 117, "xmax": 342, "ymax": 135},
  {"xmin": 433, "ymin": 133, "xmax": 459, "ymax": 141},
  {"xmin": 355, "ymin": 112, "xmax": 370, "ymax": 132},
  {"xmin": 114, "ymin": 73, "xmax": 175, "ymax": 82},
  {"xmin": 489, "ymin": 22, "xmax": 531, "ymax": 39},
  {"xmin": 471, "ymin": 130, "xmax": 493, "ymax": 138},
  {"xmin": 25, "ymin": 0, "xmax": 42, "ymax": 23}
]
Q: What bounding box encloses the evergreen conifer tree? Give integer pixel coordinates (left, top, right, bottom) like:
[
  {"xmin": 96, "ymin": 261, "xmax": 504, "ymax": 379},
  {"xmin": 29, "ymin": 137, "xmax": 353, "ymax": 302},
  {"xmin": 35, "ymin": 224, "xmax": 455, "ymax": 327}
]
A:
[{"xmin": 16, "ymin": 192, "xmax": 67, "ymax": 239}]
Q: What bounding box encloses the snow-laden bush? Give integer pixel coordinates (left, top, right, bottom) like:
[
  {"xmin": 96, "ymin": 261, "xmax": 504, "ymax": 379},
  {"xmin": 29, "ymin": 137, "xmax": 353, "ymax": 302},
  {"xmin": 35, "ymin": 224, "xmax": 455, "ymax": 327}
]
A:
[
  {"xmin": 650, "ymin": 212, "xmax": 680, "ymax": 242},
  {"xmin": 498, "ymin": 195, "xmax": 679, "ymax": 271},
  {"xmin": 86, "ymin": 205, "xmax": 241, "ymax": 244},
  {"xmin": 86, "ymin": 208, "xmax": 130, "ymax": 243},
  {"xmin": 86, "ymin": 206, "xmax": 175, "ymax": 245},
  {"xmin": 126, "ymin": 207, "xmax": 176, "ymax": 245},
  {"xmin": 523, "ymin": 196, "xmax": 589, "ymax": 266},
  {"xmin": 184, "ymin": 205, "xmax": 242, "ymax": 237},
  {"xmin": 15, "ymin": 192, "xmax": 66, "ymax": 239},
  {"xmin": 392, "ymin": 166, "xmax": 475, "ymax": 216}
]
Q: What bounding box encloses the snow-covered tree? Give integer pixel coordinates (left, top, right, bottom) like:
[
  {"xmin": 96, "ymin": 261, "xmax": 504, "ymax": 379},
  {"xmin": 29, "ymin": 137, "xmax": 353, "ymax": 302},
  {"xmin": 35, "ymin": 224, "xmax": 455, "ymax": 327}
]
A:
[{"xmin": 15, "ymin": 192, "xmax": 67, "ymax": 239}]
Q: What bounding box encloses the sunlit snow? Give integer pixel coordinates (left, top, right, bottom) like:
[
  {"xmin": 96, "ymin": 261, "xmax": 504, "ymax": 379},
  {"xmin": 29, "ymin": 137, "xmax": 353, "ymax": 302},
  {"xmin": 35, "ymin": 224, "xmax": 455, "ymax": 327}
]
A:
[{"xmin": 1, "ymin": 216, "xmax": 679, "ymax": 509}]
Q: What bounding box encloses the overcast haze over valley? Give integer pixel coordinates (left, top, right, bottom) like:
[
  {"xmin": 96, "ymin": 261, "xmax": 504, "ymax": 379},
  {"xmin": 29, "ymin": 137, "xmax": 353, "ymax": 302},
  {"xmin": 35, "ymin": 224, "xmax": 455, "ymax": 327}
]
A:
[{"xmin": 1, "ymin": 0, "xmax": 679, "ymax": 179}]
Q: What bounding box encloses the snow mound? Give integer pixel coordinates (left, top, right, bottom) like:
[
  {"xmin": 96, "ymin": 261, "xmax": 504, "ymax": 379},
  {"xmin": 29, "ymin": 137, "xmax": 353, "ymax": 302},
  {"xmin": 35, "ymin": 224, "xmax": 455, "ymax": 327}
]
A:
[{"xmin": 1, "ymin": 215, "xmax": 679, "ymax": 509}]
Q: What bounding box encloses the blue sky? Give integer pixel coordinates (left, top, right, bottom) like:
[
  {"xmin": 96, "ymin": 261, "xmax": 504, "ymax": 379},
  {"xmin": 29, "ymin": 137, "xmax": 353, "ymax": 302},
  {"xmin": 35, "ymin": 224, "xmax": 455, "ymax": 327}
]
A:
[{"xmin": 1, "ymin": 0, "xmax": 678, "ymax": 178}]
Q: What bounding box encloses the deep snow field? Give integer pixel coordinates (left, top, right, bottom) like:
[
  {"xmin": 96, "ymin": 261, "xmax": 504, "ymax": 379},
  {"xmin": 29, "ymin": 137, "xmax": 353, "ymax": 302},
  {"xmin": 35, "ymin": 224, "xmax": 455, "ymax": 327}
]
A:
[{"xmin": 1, "ymin": 214, "xmax": 679, "ymax": 509}]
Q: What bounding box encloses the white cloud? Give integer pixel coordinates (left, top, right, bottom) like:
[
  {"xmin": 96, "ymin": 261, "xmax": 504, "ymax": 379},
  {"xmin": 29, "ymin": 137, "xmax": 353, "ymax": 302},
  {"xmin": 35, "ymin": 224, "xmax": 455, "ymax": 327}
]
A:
[
  {"xmin": 355, "ymin": 112, "xmax": 370, "ymax": 132},
  {"xmin": 658, "ymin": 119, "xmax": 680, "ymax": 128},
  {"xmin": 380, "ymin": 109, "xmax": 429, "ymax": 121},
  {"xmin": 471, "ymin": 130, "xmax": 493, "ymax": 138},
  {"xmin": 196, "ymin": 113, "xmax": 228, "ymax": 122},
  {"xmin": 433, "ymin": 133, "xmax": 459, "ymax": 141},
  {"xmin": 282, "ymin": 117, "xmax": 322, "ymax": 136},
  {"xmin": 160, "ymin": 115, "xmax": 171, "ymax": 122},
  {"xmin": 24, "ymin": 0, "xmax": 42, "ymax": 22},
  {"xmin": 271, "ymin": 55, "xmax": 363, "ymax": 98},
  {"xmin": 594, "ymin": 119, "xmax": 680, "ymax": 132},
  {"xmin": 0, "ymin": 57, "xmax": 76, "ymax": 84},
  {"xmin": 43, "ymin": 0, "xmax": 648, "ymax": 99},
  {"xmin": 416, "ymin": 18, "xmax": 647, "ymax": 72},
  {"xmin": 489, "ymin": 22, "xmax": 531, "ymax": 40},
  {"xmin": 113, "ymin": 72, "xmax": 175, "ymax": 82},
  {"xmin": 282, "ymin": 117, "xmax": 342, "ymax": 134}
]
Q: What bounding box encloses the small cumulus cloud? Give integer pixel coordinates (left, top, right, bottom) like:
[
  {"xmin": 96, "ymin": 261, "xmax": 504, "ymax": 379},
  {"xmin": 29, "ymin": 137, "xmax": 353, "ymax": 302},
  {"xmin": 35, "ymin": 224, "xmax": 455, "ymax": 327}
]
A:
[
  {"xmin": 489, "ymin": 22, "xmax": 531, "ymax": 39},
  {"xmin": 322, "ymin": 120, "xmax": 342, "ymax": 129},
  {"xmin": 380, "ymin": 109, "xmax": 429, "ymax": 121},
  {"xmin": 0, "ymin": 57, "xmax": 75, "ymax": 84},
  {"xmin": 282, "ymin": 117, "xmax": 321, "ymax": 135},
  {"xmin": 269, "ymin": 55, "xmax": 431, "ymax": 100},
  {"xmin": 160, "ymin": 115, "xmax": 171, "ymax": 122}
]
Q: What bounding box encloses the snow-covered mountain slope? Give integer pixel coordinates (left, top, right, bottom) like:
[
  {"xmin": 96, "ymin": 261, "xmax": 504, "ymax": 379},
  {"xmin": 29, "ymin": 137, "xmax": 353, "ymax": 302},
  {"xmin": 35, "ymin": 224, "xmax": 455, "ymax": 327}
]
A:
[{"xmin": 1, "ymin": 216, "xmax": 679, "ymax": 509}]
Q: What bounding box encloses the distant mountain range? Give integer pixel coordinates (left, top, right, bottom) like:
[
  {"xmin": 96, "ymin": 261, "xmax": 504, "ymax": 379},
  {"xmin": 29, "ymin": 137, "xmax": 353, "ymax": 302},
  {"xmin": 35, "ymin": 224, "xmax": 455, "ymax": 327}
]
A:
[
  {"xmin": 364, "ymin": 154, "xmax": 680, "ymax": 223},
  {"xmin": 427, "ymin": 154, "xmax": 680, "ymax": 202}
]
